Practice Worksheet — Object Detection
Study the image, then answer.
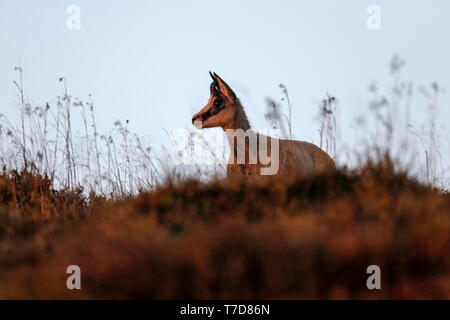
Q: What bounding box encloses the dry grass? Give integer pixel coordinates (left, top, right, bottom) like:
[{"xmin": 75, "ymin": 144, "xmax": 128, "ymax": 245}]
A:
[
  {"xmin": 0, "ymin": 67, "xmax": 160, "ymax": 198},
  {"xmin": 0, "ymin": 159, "xmax": 449, "ymax": 299}
]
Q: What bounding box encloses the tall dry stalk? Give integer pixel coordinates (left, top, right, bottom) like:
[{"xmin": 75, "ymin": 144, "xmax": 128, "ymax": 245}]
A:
[
  {"xmin": 13, "ymin": 63, "xmax": 27, "ymax": 170},
  {"xmin": 317, "ymin": 94, "xmax": 337, "ymax": 159}
]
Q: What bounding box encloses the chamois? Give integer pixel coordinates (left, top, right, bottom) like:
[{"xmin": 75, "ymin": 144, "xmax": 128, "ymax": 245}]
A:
[{"xmin": 192, "ymin": 72, "xmax": 335, "ymax": 179}]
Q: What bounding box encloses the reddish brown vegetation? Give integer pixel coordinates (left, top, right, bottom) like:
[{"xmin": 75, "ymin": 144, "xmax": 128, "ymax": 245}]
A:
[{"xmin": 0, "ymin": 160, "xmax": 449, "ymax": 299}]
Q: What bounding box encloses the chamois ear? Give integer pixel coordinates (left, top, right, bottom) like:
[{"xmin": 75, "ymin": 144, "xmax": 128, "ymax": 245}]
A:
[{"xmin": 213, "ymin": 72, "xmax": 236, "ymax": 102}]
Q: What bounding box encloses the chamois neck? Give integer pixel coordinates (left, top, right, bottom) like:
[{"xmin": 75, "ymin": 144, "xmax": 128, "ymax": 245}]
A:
[{"xmin": 223, "ymin": 98, "xmax": 251, "ymax": 131}]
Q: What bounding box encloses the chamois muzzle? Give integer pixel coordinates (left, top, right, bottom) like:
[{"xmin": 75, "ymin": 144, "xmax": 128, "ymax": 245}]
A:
[
  {"xmin": 192, "ymin": 115, "xmax": 200, "ymax": 124},
  {"xmin": 192, "ymin": 112, "xmax": 205, "ymax": 128}
]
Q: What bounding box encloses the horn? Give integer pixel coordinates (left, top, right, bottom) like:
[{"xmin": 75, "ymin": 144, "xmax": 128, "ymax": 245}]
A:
[
  {"xmin": 210, "ymin": 82, "xmax": 218, "ymax": 94},
  {"xmin": 209, "ymin": 71, "xmax": 216, "ymax": 82}
]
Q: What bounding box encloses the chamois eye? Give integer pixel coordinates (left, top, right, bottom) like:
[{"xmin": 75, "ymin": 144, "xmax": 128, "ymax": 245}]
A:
[{"xmin": 213, "ymin": 100, "xmax": 221, "ymax": 106}]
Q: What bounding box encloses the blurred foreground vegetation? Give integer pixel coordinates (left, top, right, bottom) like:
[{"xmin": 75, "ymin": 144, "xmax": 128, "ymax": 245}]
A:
[{"xmin": 0, "ymin": 158, "xmax": 449, "ymax": 299}]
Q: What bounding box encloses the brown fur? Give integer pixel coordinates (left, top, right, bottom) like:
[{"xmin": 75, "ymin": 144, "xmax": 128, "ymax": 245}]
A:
[{"xmin": 192, "ymin": 72, "xmax": 335, "ymax": 180}]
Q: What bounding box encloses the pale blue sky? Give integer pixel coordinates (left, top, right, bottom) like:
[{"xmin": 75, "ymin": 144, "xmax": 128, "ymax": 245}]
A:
[{"xmin": 1, "ymin": 0, "xmax": 449, "ymax": 177}]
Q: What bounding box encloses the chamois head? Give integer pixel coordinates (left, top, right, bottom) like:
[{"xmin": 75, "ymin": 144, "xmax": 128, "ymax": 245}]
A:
[{"xmin": 192, "ymin": 72, "xmax": 249, "ymax": 130}]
